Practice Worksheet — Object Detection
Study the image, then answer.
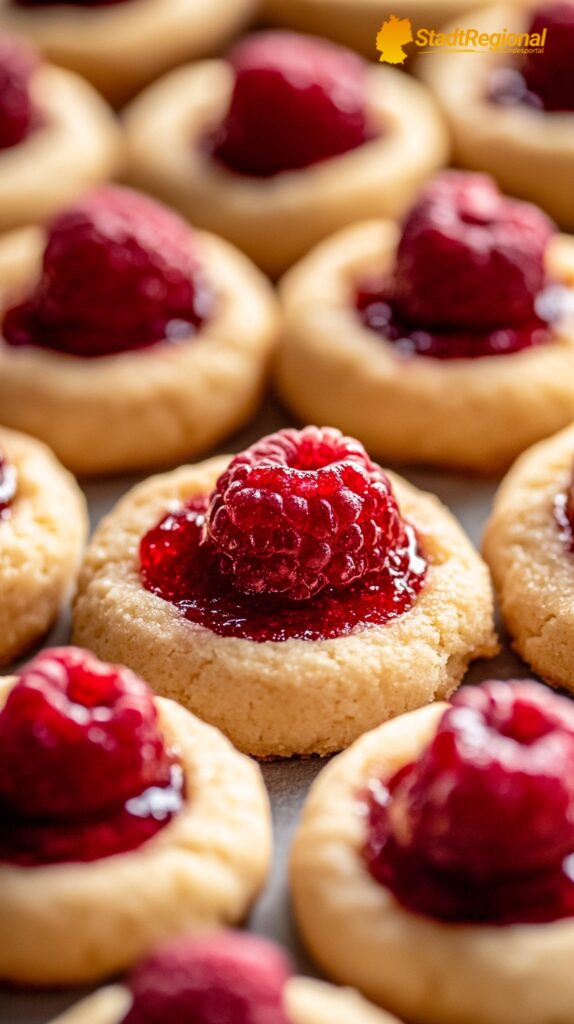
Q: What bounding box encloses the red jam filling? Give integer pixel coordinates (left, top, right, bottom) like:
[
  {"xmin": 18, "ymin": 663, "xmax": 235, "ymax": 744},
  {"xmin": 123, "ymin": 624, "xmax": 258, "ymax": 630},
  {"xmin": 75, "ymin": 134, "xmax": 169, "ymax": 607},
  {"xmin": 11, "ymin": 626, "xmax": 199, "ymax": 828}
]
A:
[
  {"xmin": 357, "ymin": 171, "xmax": 565, "ymax": 360},
  {"xmin": 363, "ymin": 681, "xmax": 574, "ymax": 925},
  {"xmin": 357, "ymin": 278, "xmax": 570, "ymax": 360},
  {"xmin": 0, "ymin": 35, "xmax": 42, "ymax": 151},
  {"xmin": 489, "ymin": 2, "xmax": 574, "ymax": 113},
  {"xmin": 0, "ymin": 648, "xmax": 185, "ymax": 866},
  {"xmin": 210, "ymin": 31, "xmax": 377, "ymax": 178},
  {"xmin": 122, "ymin": 933, "xmax": 293, "ymax": 1024},
  {"xmin": 3, "ymin": 186, "xmax": 214, "ymax": 359},
  {"xmin": 0, "ymin": 452, "xmax": 16, "ymax": 518},
  {"xmin": 140, "ymin": 427, "xmax": 427, "ymax": 643}
]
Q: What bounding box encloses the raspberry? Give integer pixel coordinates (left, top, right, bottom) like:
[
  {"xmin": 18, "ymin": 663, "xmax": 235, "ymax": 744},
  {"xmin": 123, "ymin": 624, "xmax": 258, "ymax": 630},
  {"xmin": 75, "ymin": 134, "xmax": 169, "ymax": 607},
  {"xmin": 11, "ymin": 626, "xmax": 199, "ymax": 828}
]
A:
[
  {"xmin": 0, "ymin": 647, "xmax": 173, "ymax": 820},
  {"xmin": 0, "ymin": 452, "xmax": 16, "ymax": 515},
  {"xmin": 392, "ymin": 171, "xmax": 555, "ymax": 330},
  {"xmin": 388, "ymin": 680, "xmax": 574, "ymax": 881},
  {"xmin": 203, "ymin": 427, "xmax": 405, "ymax": 602},
  {"xmin": 522, "ymin": 3, "xmax": 574, "ymax": 111},
  {"xmin": 123, "ymin": 933, "xmax": 292, "ymax": 1024},
  {"xmin": 3, "ymin": 185, "xmax": 214, "ymax": 358},
  {"xmin": 0, "ymin": 34, "xmax": 40, "ymax": 150},
  {"xmin": 212, "ymin": 31, "xmax": 373, "ymax": 177}
]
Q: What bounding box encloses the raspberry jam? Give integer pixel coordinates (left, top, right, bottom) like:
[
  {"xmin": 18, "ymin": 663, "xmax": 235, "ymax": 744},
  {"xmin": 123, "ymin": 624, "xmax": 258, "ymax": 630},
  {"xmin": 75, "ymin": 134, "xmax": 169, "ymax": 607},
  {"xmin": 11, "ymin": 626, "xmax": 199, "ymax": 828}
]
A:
[
  {"xmin": 3, "ymin": 186, "xmax": 214, "ymax": 359},
  {"xmin": 363, "ymin": 681, "xmax": 574, "ymax": 924},
  {"xmin": 122, "ymin": 933, "xmax": 292, "ymax": 1024},
  {"xmin": 210, "ymin": 32, "xmax": 375, "ymax": 178},
  {"xmin": 0, "ymin": 453, "xmax": 16, "ymax": 518},
  {"xmin": 0, "ymin": 649, "xmax": 185, "ymax": 866},
  {"xmin": 140, "ymin": 497, "xmax": 426, "ymax": 643},
  {"xmin": 357, "ymin": 278, "xmax": 571, "ymax": 360}
]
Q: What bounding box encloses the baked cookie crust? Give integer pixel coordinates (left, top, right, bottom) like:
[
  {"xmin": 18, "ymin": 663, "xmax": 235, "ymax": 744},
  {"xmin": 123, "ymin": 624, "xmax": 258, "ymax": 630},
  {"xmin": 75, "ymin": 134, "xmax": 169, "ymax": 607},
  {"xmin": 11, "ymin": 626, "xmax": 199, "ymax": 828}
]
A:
[
  {"xmin": 124, "ymin": 60, "xmax": 448, "ymax": 277},
  {"xmin": 71, "ymin": 455, "xmax": 497, "ymax": 758},
  {"xmin": 262, "ymin": 0, "xmax": 487, "ymax": 59},
  {"xmin": 49, "ymin": 977, "xmax": 401, "ymax": 1023},
  {"xmin": 275, "ymin": 220, "xmax": 574, "ymax": 472},
  {"xmin": 418, "ymin": 4, "xmax": 574, "ymax": 230},
  {"xmin": 0, "ymin": 227, "xmax": 278, "ymax": 475},
  {"xmin": 0, "ymin": 679, "xmax": 272, "ymax": 986},
  {"xmin": 0, "ymin": 63, "xmax": 121, "ymax": 234},
  {"xmin": 483, "ymin": 422, "xmax": 574, "ymax": 690},
  {"xmin": 0, "ymin": 426, "xmax": 87, "ymax": 666},
  {"xmin": 291, "ymin": 702, "xmax": 574, "ymax": 1024},
  {"xmin": 0, "ymin": 0, "xmax": 257, "ymax": 105}
]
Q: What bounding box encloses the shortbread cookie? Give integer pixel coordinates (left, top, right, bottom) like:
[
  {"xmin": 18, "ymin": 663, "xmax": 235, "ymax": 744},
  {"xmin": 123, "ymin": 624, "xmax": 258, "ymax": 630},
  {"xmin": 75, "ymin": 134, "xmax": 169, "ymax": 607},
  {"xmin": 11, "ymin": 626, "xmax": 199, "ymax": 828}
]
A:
[
  {"xmin": 72, "ymin": 426, "xmax": 497, "ymax": 758},
  {"xmin": 0, "ymin": 33, "xmax": 121, "ymax": 233},
  {"xmin": 124, "ymin": 31, "xmax": 448, "ymax": 276},
  {"xmin": 262, "ymin": 0, "xmax": 487, "ymax": 58},
  {"xmin": 0, "ymin": 185, "xmax": 278, "ymax": 475},
  {"xmin": 419, "ymin": 3, "xmax": 574, "ymax": 229},
  {"xmin": 0, "ymin": 649, "xmax": 271, "ymax": 985},
  {"xmin": 276, "ymin": 171, "xmax": 574, "ymax": 471},
  {"xmin": 292, "ymin": 680, "xmax": 574, "ymax": 1024},
  {"xmin": 0, "ymin": 0, "xmax": 257, "ymax": 105},
  {"xmin": 0, "ymin": 426, "xmax": 86, "ymax": 665},
  {"xmin": 483, "ymin": 421, "xmax": 574, "ymax": 689},
  {"xmin": 49, "ymin": 933, "xmax": 399, "ymax": 1024}
]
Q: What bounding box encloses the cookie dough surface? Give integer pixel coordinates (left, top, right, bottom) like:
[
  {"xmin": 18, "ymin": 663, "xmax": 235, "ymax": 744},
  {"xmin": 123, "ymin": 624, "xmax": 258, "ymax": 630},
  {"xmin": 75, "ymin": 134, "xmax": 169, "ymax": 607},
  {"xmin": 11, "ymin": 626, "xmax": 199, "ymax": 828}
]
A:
[
  {"xmin": 483, "ymin": 423, "xmax": 574, "ymax": 690},
  {"xmin": 0, "ymin": 680, "xmax": 271, "ymax": 986},
  {"xmin": 49, "ymin": 977, "xmax": 401, "ymax": 1024},
  {"xmin": 124, "ymin": 60, "xmax": 448, "ymax": 276},
  {"xmin": 418, "ymin": 4, "xmax": 574, "ymax": 230},
  {"xmin": 275, "ymin": 220, "xmax": 574, "ymax": 471},
  {"xmin": 0, "ymin": 427, "xmax": 87, "ymax": 666},
  {"xmin": 0, "ymin": 227, "xmax": 278, "ymax": 475},
  {"xmin": 72, "ymin": 455, "xmax": 497, "ymax": 758},
  {"xmin": 0, "ymin": 0, "xmax": 257, "ymax": 104},
  {"xmin": 0, "ymin": 64, "xmax": 121, "ymax": 233},
  {"xmin": 291, "ymin": 703, "xmax": 574, "ymax": 1024}
]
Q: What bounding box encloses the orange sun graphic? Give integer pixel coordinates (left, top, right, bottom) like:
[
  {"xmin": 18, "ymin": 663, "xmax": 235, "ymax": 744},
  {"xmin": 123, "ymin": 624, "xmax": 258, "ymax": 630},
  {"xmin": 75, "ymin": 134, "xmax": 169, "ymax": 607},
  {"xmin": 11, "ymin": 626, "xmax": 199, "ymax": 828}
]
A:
[{"xmin": 376, "ymin": 14, "xmax": 414, "ymax": 64}]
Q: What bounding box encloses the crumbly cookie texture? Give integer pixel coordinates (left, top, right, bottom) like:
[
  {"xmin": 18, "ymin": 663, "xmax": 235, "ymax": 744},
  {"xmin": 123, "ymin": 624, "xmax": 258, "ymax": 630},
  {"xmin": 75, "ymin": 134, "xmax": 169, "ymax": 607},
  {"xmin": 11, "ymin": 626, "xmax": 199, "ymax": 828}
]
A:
[
  {"xmin": 0, "ymin": 679, "xmax": 271, "ymax": 986},
  {"xmin": 0, "ymin": 0, "xmax": 257, "ymax": 105},
  {"xmin": 291, "ymin": 703, "xmax": 574, "ymax": 1024},
  {"xmin": 72, "ymin": 455, "xmax": 497, "ymax": 758},
  {"xmin": 418, "ymin": 4, "xmax": 574, "ymax": 230},
  {"xmin": 261, "ymin": 0, "xmax": 488, "ymax": 58},
  {"xmin": 0, "ymin": 64, "xmax": 121, "ymax": 233},
  {"xmin": 123, "ymin": 60, "xmax": 448, "ymax": 277},
  {"xmin": 0, "ymin": 427, "xmax": 87, "ymax": 666},
  {"xmin": 275, "ymin": 220, "xmax": 574, "ymax": 472},
  {"xmin": 483, "ymin": 422, "xmax": 574, "ymax": 690},
  {"xmin": 0, "ymin": 228, "xmax": 278, "ymax": 475},
  {"xmin": 49, "ymin": 977, "xmax": 400, "ymax": 1024}
]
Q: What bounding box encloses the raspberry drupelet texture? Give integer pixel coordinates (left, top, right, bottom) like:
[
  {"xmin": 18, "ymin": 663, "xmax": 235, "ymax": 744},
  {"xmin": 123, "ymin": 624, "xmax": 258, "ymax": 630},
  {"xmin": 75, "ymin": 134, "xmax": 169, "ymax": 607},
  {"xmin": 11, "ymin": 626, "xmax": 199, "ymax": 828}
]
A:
[
  {"xmin": 212, "ymin": 31, "xmax": 374, "ymax": 177},
  {"xmin": 522, "ymin": 2, "xmax": 574, "ymax": 112},
  {"xmin": 0, "ymin": 647, "xmax": 173, "ymax": 819},
  {"xmin": 3, "ymin": 185, "xmax": 214, "ymax": 358},
  {"xmin": 0, "ymin": 452, "xmax": 16, "ymax": 517},
  {"xmin": 122, "ymin": 933, "xmax": 292, "ymax": 1024},
  {"xmin": 0, "ymin": 648, "xmax": 184, "ymax": 865},
  {"xmin": 0, "ymin": 34, "xmax": 41, "ymax": 151},
  {"xmin": 204, "ymin": 426, "xmax": 406, "ymax": 602},
  {"xmin": 365, "ymin": 680, "xmax": 574, "ymax": 923},
  {"xmin": 392, "ymin": 171, "xmax": 555, "ymax": 330}
]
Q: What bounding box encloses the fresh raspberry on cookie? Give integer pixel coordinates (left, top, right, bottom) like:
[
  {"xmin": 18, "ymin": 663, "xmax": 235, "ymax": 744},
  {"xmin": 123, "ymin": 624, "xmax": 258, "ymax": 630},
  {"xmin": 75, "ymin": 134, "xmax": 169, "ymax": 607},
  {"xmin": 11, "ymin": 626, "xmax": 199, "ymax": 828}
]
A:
[
  {"xmin": 212, "ymin": 31, "xmax": 374, "ymax": 177},
  {"xmin": 3, "ymin": 185, "xmax": 214, "ymax": 357},
  {"xmin": 392, "ymin": 171, "xmax": 555, "ymax": 330},
  {"xmin": 204, "ymin": 426, "xmax": 406, "ymax": 601},
  {"xmin": 123, "ymin": 932, "xmax": 292, "ymax": 1024}
]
